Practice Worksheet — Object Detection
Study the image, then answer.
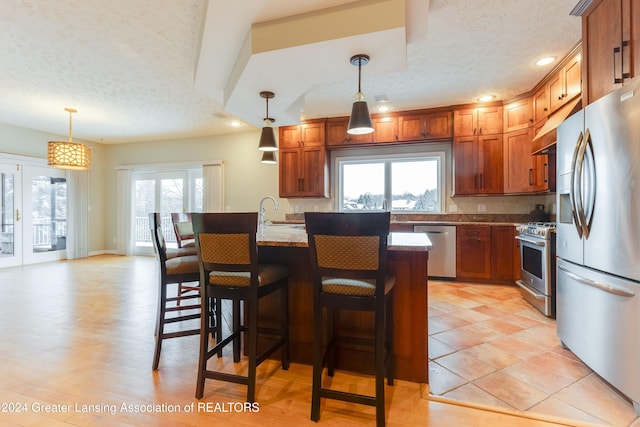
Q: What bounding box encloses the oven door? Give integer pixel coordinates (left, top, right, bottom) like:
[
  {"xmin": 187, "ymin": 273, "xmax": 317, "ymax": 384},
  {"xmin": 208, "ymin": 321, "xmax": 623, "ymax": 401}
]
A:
[{"xmin": 516, "ymin": 234, "xmax": 554, "ymax": 316}]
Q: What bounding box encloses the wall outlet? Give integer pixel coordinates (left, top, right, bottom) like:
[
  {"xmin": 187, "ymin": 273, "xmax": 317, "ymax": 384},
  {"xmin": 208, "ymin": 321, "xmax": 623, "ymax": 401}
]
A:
[
  {"xmin": 477, "ymin": 204, "xmax": 486, "ymax": 212},
  {"xmin": 449, "ymin": 204, "xmax": 458, "ymax": 213},
  {"xmin": 294, "ymin": 204, "xmax": 300, "ymax": 213}
]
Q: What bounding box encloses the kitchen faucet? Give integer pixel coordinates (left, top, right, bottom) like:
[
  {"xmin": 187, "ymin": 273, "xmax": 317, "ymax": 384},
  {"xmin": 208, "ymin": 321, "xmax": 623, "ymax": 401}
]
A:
[{"xmin": 258, "ymin": 196, "xmax": 278, "ymax": 235}]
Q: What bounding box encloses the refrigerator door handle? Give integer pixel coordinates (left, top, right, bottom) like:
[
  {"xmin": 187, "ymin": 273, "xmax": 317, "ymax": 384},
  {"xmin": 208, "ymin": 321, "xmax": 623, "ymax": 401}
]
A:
[
  {"xmin": 569, "ymin": 131, "xmax": 584, "ymax": 238},
  {"xmin": 583, "ymin": 129, "xmax": 596, "ymax": 238},
  {"xmin": 558, "ymin": 265, "xmax": 636, "ymax": 297},
  {"xmin": 576, "ymin": 129, "xmax": 590, "ymax": 238}
]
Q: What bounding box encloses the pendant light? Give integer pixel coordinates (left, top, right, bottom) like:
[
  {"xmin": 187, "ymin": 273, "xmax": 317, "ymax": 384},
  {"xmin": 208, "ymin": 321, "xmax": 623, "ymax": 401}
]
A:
[
  {"xmin": 258, "ymin": 91, "xmax": 278, "ymax": 152},
  {"xmin": 347, "ymin": 54, "xmax": 374, "ymax": 135},
  {"xmin": 260, "ymin": 151, "xmax": 277, "ymax": 164},
  {"xmin": 47, "ymin": 108, "xmax": 92, "ymax": 170}
]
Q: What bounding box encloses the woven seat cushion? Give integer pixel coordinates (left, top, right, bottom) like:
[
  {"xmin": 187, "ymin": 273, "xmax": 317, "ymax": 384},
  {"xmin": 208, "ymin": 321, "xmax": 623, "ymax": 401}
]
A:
[
  {"xmin": 321, "ymin": 275, "xmax": 395, "ymax": 296},
  {"xmin": 165, "ymin": 254, "xmax": 199, "ymax": 275},
  {"xmin": 209, "ymin": 264, "xmax": 289, "ymax": 287},
  {"xmin": 166, "ymin": 246, "xmax": 197, "ymax": 259}
]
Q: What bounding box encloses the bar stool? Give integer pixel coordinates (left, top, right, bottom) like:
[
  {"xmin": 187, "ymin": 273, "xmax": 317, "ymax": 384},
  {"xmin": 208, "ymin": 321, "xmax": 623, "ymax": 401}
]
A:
[
  {"xmin": 149, "ymin": 212, "xmax": 201, "ymax": 370},
  {"xmin": 192, "ymin": 212, "xmax": 290, "ymax": 402},
  {"xmin": 305, "ymin": 212, "xmax": 395, "ymax": 427}
]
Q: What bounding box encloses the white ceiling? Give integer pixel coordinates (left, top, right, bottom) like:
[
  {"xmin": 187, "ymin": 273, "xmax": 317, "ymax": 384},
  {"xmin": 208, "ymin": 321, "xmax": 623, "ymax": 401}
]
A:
[{"xmin": 0, "ymin": 0, "xmax": 582, "ymax": 144}]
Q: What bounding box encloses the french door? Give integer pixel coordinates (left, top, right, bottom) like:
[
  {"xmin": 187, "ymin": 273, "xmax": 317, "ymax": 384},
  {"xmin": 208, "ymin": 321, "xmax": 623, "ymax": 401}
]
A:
[
  {"xmin": 0, "ymin": 163, "xmax": 67, "ymax": 267},
  {"xmin": 132, "ymin": 170, "xmax": 202, "ymax": 255}
]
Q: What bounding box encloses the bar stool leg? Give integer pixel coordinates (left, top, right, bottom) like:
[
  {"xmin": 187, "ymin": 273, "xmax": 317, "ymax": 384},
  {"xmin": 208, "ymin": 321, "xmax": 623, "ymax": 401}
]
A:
[
  {"xmin": 195, "ymin": 294, "xmax": 211, "ymax": 399},
  {"xmin": 375, "ymin": 307, "xmax": 386, "ymax": 427},
  {"xmin": 247, "ymin": 297, "xmax": 258, "ymax": 403},
  {"xmin": 233, "ymin": 299, "xmax": 241, "ymax": 362},
  {"xmin": 310, "ymin": 305, "xmax": 323, "ymax": 421},
  {"xmin": 327, "ymin": 307, "xmax": 335, "ymax": 377},
  {"xmin": 281, "ymin": 284, "xmax": 290, "ymax": 370}
]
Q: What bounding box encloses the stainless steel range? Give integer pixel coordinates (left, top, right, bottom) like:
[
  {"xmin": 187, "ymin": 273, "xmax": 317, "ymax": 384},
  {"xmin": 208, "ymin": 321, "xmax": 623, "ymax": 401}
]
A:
[{"xmin": 515, "ymin": 222, "xmax": 556, "ymax": 317}]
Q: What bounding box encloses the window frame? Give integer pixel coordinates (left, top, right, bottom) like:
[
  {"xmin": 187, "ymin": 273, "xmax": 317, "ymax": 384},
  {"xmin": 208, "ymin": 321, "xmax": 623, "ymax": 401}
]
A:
[{"xmin": 334, "ymin": 149, "xmax": 446, "ymax": 213}]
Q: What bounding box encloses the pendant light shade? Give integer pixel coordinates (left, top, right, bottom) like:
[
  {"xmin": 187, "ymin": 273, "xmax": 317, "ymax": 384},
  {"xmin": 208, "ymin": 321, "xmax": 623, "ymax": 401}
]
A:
[
  {"xmin": 258, "ymin": 91, "xmax": 278, "ymax": 152},
  {"xmin": 347, "ymin": 54, "xmax": 374, "ymax": 135},
  {"xmin": 260, "ymin": 150, "xmax": 277, "ymax": 164},
  {"xmin": 47, "ymin": 108, "xmax": 92, "ymax": 170}
]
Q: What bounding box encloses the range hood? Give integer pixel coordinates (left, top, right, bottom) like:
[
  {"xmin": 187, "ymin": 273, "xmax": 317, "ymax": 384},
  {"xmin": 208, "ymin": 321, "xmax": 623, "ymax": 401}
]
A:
[{"xmin": 532, "ymin": 97, "xmax": 582, "ymax": 154}]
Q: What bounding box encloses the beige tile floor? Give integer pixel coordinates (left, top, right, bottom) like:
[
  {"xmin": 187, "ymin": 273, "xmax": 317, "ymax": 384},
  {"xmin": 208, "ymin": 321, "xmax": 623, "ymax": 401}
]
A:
[{"xmin": 428, "ymin": 280, "xmax": 640, "ymax": 427}]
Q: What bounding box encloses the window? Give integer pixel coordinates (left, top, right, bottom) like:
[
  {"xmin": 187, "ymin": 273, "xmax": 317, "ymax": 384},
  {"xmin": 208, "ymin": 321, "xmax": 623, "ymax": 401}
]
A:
[{"xmin": 337, "ymin": 152, "xmax": 445, "ymax": 213}]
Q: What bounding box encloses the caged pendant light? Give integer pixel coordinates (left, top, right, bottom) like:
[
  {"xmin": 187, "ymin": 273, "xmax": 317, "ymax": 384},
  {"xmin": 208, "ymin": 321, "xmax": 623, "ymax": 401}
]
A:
[
  {"xmin": 347, "ymin": 54, "xmax": 374, "ymax": 135},
  {"xmin": 47, "ymin": 108, "xmax": 91, "ymax": 170},
  {"xmin": 257, "ymin": 91, "xmax": 278, "ymax": 152}
]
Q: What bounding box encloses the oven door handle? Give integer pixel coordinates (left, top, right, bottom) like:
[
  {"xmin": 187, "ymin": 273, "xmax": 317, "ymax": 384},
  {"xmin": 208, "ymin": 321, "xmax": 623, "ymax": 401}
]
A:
[
  {"xmin": 515, "ymin": 235, "xmax": 546, "ymax": 246},
  {"xmin": 516, "ymin": 280, "xmax": 546, "ymax": 300}
]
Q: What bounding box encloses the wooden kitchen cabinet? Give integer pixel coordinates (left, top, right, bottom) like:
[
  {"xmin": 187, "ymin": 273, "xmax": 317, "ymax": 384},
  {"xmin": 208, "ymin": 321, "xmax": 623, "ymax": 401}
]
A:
[
  {"xmin": 372, "ymin": 115, "xmax": 398, "ymax": 143},
  {"xmin": 454, "ymin": 105, "xmax": 503, "ymax": 136},
  {"xmin": 279, "ymin": 120, "xmax": 329, "ymax": 198},
  {"xmin": 491, "ymin": 226, "xmax": 516, "ymax": 282},
  {"xmin": 397, "ymin": 110, "xmax": 453, "ymax": 141},
  {"xmin": 532, "ymin": 85, "xmax": 550, "ymax": 124},
  {"xmin": 456, "ymin": 225, "xmax": 491, "ymax": 280},
  {"xmin": 325, "ymin": 117, "xmax": 373, "ymax": 147},
  {"xmin": 581, "ymin": 0, "xmax": 639, "ymax": 104},
  {"xmin": 503, "ymin": 97, "xmax": 533, "ymax": 133},
  {"xmin": 503, "ymin": 128, "xmax": 551, "ymax": 194},
  {"xmin": 548, "ymin": 52, "xmax": 582, "ymax": 113},
  {"xmin": 453, "ymin": 134, "xmax": 504, "ymax": 195},
  {"xmin": 456, "ymin": 225, "xmax": 518, "ymax": 283}
]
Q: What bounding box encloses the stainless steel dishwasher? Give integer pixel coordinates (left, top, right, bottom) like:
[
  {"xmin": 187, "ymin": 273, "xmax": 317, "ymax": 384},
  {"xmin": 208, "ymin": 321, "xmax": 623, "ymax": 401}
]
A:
[{"xmin": 413, "ymin": 225, "xmax": 456, "ymax": 279}]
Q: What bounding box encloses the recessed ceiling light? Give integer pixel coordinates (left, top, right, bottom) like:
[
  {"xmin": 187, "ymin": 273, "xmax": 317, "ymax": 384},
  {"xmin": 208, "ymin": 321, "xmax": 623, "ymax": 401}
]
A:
[
  {"xmin": 536, "ymin": 56, "xmax": 556, "ymax": 66},
  {"xmin": 229, "ymin": 120, "xmax": 241, "ymax": 127},
  {"xmin": 477, "ymin": 95, "xmax": 495, "ymax": 102}
]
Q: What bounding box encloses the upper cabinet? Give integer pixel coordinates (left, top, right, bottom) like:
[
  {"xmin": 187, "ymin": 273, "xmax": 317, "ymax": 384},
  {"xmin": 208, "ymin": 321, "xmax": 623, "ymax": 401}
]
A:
[
  {"xmin": 325, "ymin": 117, "xmax": 373, "ymax": 147},
  {"xmin": 548, "ymin": 53, "xmax": 582, "ymax": 112},
  {"xmin": 397, "ymin": 110, "xmax": 453, "ymax": 141},
  {"xmin": 454, "ymin": 105, "xmax": 503, "ymax": 136},
  {"xmin": 372, "ymin": 115, "xmax": 399, "ymax": 143},
  {"xmin": 581, "ymin": 0, "xmax": 639, "ymax": 104},
  {"xmin": 532, "ymin": 85, "xmax": 550, "ymax": 124},
  {"xmin": 503, "ymin": 97, "xmax": 533, "ymax": 133},
  {"xmin": 279, "ymin": 119, "xmax": 329, "ymax": 198}
]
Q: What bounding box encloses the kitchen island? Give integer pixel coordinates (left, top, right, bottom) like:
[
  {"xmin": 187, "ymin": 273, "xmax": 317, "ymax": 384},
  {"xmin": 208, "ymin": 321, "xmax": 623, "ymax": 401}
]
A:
[{"xmin": 257, "ymin": 224, "xmax": 431, "ymax": 383}]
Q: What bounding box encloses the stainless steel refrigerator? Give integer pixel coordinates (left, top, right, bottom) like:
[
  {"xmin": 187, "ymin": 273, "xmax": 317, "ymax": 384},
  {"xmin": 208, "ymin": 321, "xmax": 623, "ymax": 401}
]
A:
[{"xmin": 556, "ymin": 78, "xmax": 640, "ymax": 415}]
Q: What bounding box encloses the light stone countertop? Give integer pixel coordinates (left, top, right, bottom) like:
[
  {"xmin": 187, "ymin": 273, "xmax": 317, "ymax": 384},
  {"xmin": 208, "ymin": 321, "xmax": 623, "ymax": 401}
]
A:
[{"xmin": 258, "ymin": 224, "xmax": 432, "ymax": 252}]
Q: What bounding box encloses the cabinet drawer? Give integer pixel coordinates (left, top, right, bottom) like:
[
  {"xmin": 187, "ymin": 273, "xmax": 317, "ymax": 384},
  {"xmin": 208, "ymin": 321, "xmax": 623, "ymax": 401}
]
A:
[{"xmin": 457, "ymin": 225, "xmax": 490, "ymax": 238}]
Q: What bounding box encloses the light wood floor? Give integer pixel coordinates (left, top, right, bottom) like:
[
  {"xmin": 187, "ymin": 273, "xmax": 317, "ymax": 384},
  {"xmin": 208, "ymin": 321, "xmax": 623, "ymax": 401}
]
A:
[{"xmin": 0, "ymin": 255, "xmax": 598, "ymax": 426}]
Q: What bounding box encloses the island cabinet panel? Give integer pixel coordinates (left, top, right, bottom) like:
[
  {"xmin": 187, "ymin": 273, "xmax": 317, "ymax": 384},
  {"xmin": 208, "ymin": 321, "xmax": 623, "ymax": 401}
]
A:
[
  {"xmin": 397, "ymin": 110, "xmax": 453, "ymax": 141},
  {"xmin": 456, "ymin": 225, "xmax": 491, "ymax": 280},
  {"xmin": 503, "ymin": 97, "xmax": 533, "ymax": 133},
  {"xmin": 257, "ymin": 243, "xmax": 429, "ymax": 383},
  {"xmin": 582, "ymin": 0, "xmax": 639, "ymax": 104},
  {"xmin": 325, "ymin": 117, "xmax": 373, "ymax": 147}
]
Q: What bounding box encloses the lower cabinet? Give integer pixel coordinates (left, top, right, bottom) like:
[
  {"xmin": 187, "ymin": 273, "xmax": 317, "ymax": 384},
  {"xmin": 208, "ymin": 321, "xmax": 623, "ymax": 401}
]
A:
[{"xmin": 456, "ymin": 224, "xmax": 517, "ymax": 283}]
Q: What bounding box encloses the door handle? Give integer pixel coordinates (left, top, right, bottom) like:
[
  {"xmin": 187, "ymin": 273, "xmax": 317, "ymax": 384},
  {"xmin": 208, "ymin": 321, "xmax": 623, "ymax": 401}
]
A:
[
  {"xmin": 15, "ymin": 209, "xmax": 21, "ymax": 222},
  {"xmin": 558, "ymin": 264, "xmax": 635, "ymax": 298},
  {"xmin": 613, "ymin": 46, "xmax": 623, "ymax": 84},
  {"xmin": 569, "ymin": 131, "xmax": 584, "ymax": 238}
]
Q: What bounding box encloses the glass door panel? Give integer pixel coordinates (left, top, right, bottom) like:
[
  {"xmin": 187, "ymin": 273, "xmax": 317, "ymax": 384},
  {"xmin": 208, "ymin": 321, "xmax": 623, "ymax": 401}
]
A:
[
  {"xmin": 23, "ymin": 166, "xmax": 67, "ymax": 264},
  {"xmin": 0, "ymin": 163, "xmax": 22, "ymax": 268}
]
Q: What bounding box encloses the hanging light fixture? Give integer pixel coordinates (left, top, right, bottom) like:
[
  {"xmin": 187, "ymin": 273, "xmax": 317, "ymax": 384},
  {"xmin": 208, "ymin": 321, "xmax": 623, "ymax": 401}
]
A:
[
  {"xmin": 260, "ymin": 151, "xmax": 277, "ymax": 164},
  {"xmin": 258, "ymin": 91, "xmax": 277, "ymax": 151},
  {"xmin": 347, "ymin": 54, "xmax": 374, "ymax": 135},
  {"xmin": 47, "ymin": 108, "xmax": 91, "ymax": 170}
]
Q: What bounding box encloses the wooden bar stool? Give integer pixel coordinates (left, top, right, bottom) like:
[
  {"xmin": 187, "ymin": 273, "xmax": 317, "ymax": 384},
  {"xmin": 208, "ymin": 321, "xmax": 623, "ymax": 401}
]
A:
[
  {"xmin": 305, "ymin": 212, "xmax": 395, "ymax": 427},
  {"xmin": 149, "ymin": 212, "xmax": 201, "ymax": 370},
  {"xmin": 192, "ymin": 212, "xmax": 290, "ymax": 402}
]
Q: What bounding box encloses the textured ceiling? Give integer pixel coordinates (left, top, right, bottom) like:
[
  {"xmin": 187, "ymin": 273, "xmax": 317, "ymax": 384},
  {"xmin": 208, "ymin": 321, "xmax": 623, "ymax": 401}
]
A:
[{"xmin": 0, "ymin": 0, "xmax": 582, "ymax": 144}]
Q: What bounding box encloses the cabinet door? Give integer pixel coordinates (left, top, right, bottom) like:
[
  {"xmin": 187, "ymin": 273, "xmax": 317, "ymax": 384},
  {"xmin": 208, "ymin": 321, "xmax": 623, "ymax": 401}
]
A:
[
  {"xmin": 583, "ymin": 0, "xmax": 623, "ymax": 103},
  {"xmin": 372, "ymin": 116, "xmax": 398, "ymax": 143},
  {"xmin": 326, "ymin": 118, "xmax": 373, "ymax": 147},
  {"xmin": 397, "ymin": 113, "xmax": 426, "ymax": 141},
  {"xmin": 477, "ymin": 106, "xmax": 503, "ymax": 135},
  {"xmin": 453, "ymin": 136, "xmax": 477, "ymax": 195},
  {"xmin": 503, "ymin": 128, "xmax": 534, "ymax": 194},
  {"xmin": 533, "ymin": 85, "xmax": 550, "ymax": 124},
  {"xmin": 477, "ymin": 134, "xmax": 504, "ymax": 194},
  {"xmin": 548, "ymin": 71, "xmax": 565, "ymax": 113},
  {"xmin": 454, "ymin": 108, "xmax": 477, "ymax": 136},
  {"xmin": 532, "ymin": 154, "xmax": 550, "ymax": 192},
  {"xmin": 279, "ymin": 149, "xmax": 302, "ymax": 197},
  {"xmin": 503, "ymin": 98, "xmax": 532, "ymax": 133},
  {"xmin": 491, "ymin": 226, "xmax": 515, "ymax": 282},
  {"xmin": 424, "ymin": 111, "xmax": 453, "ymax": 139},
  {"xmin": 300, "ymin": 121, "xmax": 325, "ymax": 147},
  {"xmin": 279, "ymin": 126, "xmax": 301, "ymax": 149},
  {"xmin": 301, "ymin": 147, "xmax": 328, "ymax": 197},
  {"xmin": 456, "ymin": 226, "xmax": 491, "ymax": 280},
  {"xmin": 563, "ymin": 54, "xmax": 582, "ymax": 102}
]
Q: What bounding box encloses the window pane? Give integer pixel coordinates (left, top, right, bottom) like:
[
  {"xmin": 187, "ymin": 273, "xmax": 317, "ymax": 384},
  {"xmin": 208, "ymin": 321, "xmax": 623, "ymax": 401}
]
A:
[
  {"xmin": 1, "ymin": 172, "xmax": 14, "ymax": 256},
  {"xmin": 135, "ymin": 179, "xmax": 155, "ymax": 246},
  {"xmin": 31, "ymin": 176, "xmax": 67, "ymax": 253},
  {"xmin": 391, "ymin": 159, "xmax": 439, "ymax": 212},
  {"xmin": 342, "ymin": 162, "xmax": 385, "ymax": 210}
]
